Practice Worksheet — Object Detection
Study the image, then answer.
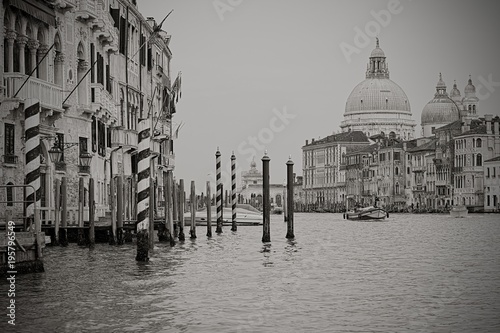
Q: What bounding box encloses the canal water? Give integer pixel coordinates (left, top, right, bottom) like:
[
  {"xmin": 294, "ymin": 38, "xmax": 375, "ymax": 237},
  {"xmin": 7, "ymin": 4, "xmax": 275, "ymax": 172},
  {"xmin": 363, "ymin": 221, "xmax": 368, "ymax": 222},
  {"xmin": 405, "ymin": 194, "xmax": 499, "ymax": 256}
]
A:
[{"xmin": 2, "ymin": 213, "xmax": 500, "ymax": 333}]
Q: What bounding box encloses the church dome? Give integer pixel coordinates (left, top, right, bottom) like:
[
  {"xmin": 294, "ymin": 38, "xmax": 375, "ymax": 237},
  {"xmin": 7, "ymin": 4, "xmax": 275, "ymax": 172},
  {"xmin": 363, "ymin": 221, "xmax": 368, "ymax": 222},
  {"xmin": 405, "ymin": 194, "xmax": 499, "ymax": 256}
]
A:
[
  {"xmin": 345, "ymin": 78, "xmax": 411, "ymax": 114},
  {"xmin": 250, "ymin": 158, "xmax": 256, "ymax": 168},
  {"xmin": 449, "ymin": 80, "xmax": 462, "ymax": 103},
  {"xmin": 464, "ymin": 76, "xmax": 476, "ymax": 97},
  {"xmin": 421, "ymin": 74, "xmax": 460, "ymax": 126},
  {"xmin": 421, "ymin": 98, "xmax": 460, "ymax": 125},
  {"xmin": 370, "ymin": 46, "xmax": 385, "ymax": 58}
]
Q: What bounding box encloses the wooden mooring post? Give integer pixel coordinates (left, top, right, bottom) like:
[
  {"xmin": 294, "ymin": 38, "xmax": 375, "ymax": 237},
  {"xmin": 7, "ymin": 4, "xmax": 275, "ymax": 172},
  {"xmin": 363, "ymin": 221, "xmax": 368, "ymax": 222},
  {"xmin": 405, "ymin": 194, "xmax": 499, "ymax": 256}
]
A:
[
  {"xmin": 167, "ymin": 170, "xmax": 175, "ymax": 246},
  {"xmin": 173, "ymin": 179, "xmax": 178, "ymax": 238},
  {"xmin": 117, "ymin": 175, "xmax": 124, "ymax": 245},
  {"xmin": 53, "ymin": 178, "xmax": 60, "ymax": 246},
  {"xmin": 231, "ymin": 152, "xmax": 237, "ymax": 232},
  {"xmin": 262, "ymin": 153, "xmax": 271, "ymax": 242},
  {"xmin": 286, "ymin": 157, "xmax": 295, "ymax": 239},
  {"xmin": 60, "ymin": 177, "xmax": 68, "ymax": 246},
  {"xmin": 89, "ymin": 177, "xmax": 95, "ymax": 248},
  {"xmin": 206, "ymin": 181, "xmax": 212, "ymax": 237},
  {"xmin": 136, "ymin": 119, "xmax": 151, "ymax": 260},
  {"xmin": 216, "ymin": 148, "xmax": 223, "ymax": 234},
  {"xmin": 178, "ymin": 179, "xmax": 186, "ymax": 241},
  {"xmin": 190, "ymin": 180, "xmax": 197, "ymax": 238},
  {"xmin": 283, "ymin": 182, "xmax": 287, "ymax": 222},
  {"xmin": 149, "ymin": 178, "xmax": 155, "ymax": 250},
  {"xmin": 77, "ymin": 177, "xmax": 86, "ymax": 245}
]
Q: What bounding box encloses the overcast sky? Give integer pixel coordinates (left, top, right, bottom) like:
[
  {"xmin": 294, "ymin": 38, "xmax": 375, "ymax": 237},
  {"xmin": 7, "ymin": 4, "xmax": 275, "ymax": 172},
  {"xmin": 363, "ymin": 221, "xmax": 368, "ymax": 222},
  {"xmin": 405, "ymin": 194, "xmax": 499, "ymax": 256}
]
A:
[{"xmin": 139, "ymin": 0, "xmax": 500, "ymax": 192}]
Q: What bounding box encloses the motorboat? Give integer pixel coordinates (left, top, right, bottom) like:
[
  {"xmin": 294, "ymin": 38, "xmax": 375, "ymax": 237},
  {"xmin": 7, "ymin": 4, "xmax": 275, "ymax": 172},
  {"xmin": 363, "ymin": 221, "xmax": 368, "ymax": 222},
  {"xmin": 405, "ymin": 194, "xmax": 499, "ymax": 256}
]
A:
[
  {"xmin": 345, "ymin": 206, "xmax": 388, "ymax": 220},
  {"xmin": 184, "ymin": 205, "xmax": 262, "ymax": 226},
  {"xmin": 450, "ymin": 205, "xmax": 468, "ymax": 218}
]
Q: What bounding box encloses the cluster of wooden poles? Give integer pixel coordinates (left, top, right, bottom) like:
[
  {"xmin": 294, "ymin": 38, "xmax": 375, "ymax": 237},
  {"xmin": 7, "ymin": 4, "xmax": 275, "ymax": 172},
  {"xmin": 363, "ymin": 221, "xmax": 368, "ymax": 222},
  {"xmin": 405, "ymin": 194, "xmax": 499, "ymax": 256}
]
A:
[
  {"xmin": 134, "ymin": 150, "xmax": 296, "ymax": 261},
  {"xmin": 47, "ymin": 150, "xmax": 296, "ymax": 261}
]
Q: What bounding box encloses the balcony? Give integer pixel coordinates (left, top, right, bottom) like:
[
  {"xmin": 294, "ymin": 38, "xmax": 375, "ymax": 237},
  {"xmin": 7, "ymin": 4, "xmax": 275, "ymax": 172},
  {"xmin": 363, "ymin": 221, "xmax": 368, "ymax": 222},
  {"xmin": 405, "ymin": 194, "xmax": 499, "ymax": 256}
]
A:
[
  {"xmin": 91, "ymin": 84, "xmax": 116, "ymax": 117},
  {"xmin": 112, "ymin": 128, "xmax": 137, "ymax": 149},
  {"xmin": 75, "ymin": 0, "xmax": 98, "ymax": 21},
  {"xmin": 412, "ymin": 166, "xmax": 425, "ymax": 172},
  {"xmin": 4, "ymin": 73, "xmax": 63, "ymax": 112},
  {"xmin": 2, "ymin": 154, "xmax": 18, "ymax": 164},
  {"xmin": 412, "ymin": 185, "xmax": 426, "ymax": 192},
  {"xmin": 436, "ymin": 180, "xmax": 448, "ymax": 186},
  {"xmin": 163, "ymin": 153, "xmax": 175, "ymax": 170}
]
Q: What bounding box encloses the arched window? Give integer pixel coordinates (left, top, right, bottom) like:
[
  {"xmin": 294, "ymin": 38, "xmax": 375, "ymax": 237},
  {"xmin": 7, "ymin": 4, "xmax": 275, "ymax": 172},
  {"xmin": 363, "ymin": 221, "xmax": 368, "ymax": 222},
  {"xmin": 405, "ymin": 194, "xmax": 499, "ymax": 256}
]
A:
[
  {"xmin": 476, "ymin": 154, "xmax": 482, "ymax": 167},
  {"xmin": 395, "ymin": 167, "xmax": 399, "ymax": 176},
  {"xmin": 476, "ymin": 138, "xmax": 482, "ymax": 148}
]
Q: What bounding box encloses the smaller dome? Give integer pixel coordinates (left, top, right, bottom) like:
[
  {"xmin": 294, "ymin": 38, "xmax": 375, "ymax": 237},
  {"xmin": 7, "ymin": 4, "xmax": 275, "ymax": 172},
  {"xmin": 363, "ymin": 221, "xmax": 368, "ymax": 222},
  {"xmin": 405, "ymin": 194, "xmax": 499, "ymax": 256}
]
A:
[
  {"xmin": 370, "ymin": 47, "xmax": 385, "ymax": 58},
  {"xmin": 450, "ymin": 80, "xmax": 462, "ymax": 102},
  {"xmin": 370, "ymin": 38, "xmax": 385, "ymax": 58},
  {"xmin": 421, "ymin": 98, "xmax": 460, "ymax": 125},
  {"xmin": 250, "ymin": 158, "xmax": 256, "ymax": 168},
  {"xmin": 464, "ymin": 75, "xmax": 476, "ymax": 97},
  {"xmin": 436, "ymin": 73, "xmax": 446, "ymax": 89}
]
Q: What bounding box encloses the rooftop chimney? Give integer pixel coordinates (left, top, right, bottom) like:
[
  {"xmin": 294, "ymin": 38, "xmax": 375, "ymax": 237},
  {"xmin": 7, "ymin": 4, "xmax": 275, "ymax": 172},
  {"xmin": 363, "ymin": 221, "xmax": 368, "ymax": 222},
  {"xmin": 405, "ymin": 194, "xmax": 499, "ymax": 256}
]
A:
[
  {"xmin": 485, "ymin": 114, "xmax": 493, "ymax": 134},
  {"xmin": 312, "ymin": 138, "xmax": 315, "ymax": 143},
  {"xmin": 305, "ymin": 139, "xmax": 308, "ymax": 145},
  {"xmin": 494, "ymin": 117, "xmax": 499, "ymax": 135}
]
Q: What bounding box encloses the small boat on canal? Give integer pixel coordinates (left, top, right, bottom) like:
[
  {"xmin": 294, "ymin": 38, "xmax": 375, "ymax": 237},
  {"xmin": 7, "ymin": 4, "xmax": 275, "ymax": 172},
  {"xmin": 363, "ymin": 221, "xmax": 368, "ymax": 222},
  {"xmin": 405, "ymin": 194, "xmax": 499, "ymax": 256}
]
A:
[
  {"xmin": 345, "ymin": 206, "xmax": 388, "ymax": 221},
  {"xmin": 184, "ymin": 205, "xmax": 262, "ymax": 226},
  {"xmin": 450, "ymin": 205, "xmax": 468, "ymax": 218}
]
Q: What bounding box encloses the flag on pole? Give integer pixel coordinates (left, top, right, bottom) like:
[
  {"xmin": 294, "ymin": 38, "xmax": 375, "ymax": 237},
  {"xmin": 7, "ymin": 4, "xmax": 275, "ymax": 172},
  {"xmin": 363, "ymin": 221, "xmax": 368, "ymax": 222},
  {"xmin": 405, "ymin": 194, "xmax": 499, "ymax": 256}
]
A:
[
  {"xmin": 173, "ymin": 121, "xmax": 184, "ymax": 139},
  {"xmin": 171, "ymin": 71, "xmax": 182, "ymax": 103}
]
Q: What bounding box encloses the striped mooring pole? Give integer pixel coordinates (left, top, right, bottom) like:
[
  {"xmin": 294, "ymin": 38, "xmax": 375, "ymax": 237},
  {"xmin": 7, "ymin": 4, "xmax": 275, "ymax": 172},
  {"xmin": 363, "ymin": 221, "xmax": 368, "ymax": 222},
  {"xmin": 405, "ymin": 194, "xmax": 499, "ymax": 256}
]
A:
[
  {"xmin": 24, "ymin": 99, "xmax": 40, "ymax": 230},
  {"xmin": 231, "ymin": 152, "xmax": 237, "ymax": 231},
  {"xmin": 136, "ymin": 119, "xmax": 150, "ymax": 261},
  {"xmin": 286, "ymin": 157, "xmax": 295, "ymax": 239},
  {"xmin": 216, "ymin": 148, "xmax": 223, "ymax": 234},
  {"xmin": 262, "ymin": 152, "xmax": 271, "ymax": 242}
]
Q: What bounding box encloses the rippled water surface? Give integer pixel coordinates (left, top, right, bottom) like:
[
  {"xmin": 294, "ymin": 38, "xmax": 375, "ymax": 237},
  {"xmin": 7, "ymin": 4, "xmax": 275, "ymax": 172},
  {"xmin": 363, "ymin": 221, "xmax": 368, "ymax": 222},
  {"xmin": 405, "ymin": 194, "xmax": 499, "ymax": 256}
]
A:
[{"xmin": 2, "ymin": 213, "xmax": 500, "ymax": 332}]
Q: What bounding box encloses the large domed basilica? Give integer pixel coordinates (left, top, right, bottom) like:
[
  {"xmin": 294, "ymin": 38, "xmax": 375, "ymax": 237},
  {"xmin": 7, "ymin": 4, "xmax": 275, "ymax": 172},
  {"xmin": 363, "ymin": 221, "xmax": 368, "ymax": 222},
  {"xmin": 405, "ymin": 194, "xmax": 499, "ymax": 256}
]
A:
[{"xmin": 341, "ymin": 39, "xmax": 416, "ymax": 140}]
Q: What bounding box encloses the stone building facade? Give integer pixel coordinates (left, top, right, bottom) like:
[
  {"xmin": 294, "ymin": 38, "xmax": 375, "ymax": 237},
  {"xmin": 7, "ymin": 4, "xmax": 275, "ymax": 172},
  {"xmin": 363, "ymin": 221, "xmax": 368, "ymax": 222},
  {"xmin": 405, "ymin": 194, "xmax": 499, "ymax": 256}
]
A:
[
  {"xmin": 0, "ymin": 0, "xmax": 179, "ymax": 225},
  {"xmin": 484, "ymin": 156, "xmax": 500, "ymax": 212}
]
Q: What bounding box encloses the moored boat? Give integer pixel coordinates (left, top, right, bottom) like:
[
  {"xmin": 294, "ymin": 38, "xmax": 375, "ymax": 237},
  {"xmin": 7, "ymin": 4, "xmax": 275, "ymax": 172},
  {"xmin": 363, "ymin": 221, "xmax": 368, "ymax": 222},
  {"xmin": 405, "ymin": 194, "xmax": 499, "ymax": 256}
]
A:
[
  {"xmin": 184, "ymin": 206, "xmax": 262, "ymax": 226},
  {"xmin": 345, "ymin": 206, "xmax": 388, "ymax": 220},
  {"xmin": 450, "ymin": 205, "xmax": 468, "ymax": 218}
]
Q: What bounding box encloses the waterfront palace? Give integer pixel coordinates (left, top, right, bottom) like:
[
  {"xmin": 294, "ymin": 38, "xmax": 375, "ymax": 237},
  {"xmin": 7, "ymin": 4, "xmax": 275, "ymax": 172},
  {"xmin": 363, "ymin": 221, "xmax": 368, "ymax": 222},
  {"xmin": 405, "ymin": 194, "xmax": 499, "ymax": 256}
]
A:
[
  {"xmin": 0, "ymin": 0, "xmax": 179, "ymax": 225},
  {"xmin": 302, "ymin": 40, "xmax": 500, "ymax": 212}
]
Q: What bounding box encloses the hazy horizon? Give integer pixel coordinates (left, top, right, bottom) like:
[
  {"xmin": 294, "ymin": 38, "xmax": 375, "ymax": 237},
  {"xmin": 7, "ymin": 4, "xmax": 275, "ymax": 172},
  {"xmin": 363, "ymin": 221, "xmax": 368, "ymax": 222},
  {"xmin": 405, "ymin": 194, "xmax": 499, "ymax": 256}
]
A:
[{"xmin": 139, "ymin": 0, "xmax": 500, "ymax": 192}]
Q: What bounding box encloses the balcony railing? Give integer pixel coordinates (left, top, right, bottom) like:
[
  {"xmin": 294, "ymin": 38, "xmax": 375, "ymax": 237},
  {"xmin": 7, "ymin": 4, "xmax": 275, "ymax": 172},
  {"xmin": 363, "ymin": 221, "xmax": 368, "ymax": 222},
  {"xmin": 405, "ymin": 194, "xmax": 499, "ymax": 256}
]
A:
[
  {"xmin": 436, "ymin": 180, "xmax": 448, "ymax": 186},
  {"xmin": 112, "ymin": 128, "xmax": 138, "ymax": 148},
  {"xmin": 91, "ymin": 84, "xmax": 116, "ymax": 116},
  {"xmin": 2, "ymin": 154, "xmax": 18, "ymax": 164},
  {"xmin": 75, "ymin": 0, "xmax": 98, "ymax": 20},
  {"xmin": 4, "ymin": 73, "xmax": 63, "ymax": 111},
  {"xmin": 412, "ymin": 185, "xmax": 426, "ymax": 192}
]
